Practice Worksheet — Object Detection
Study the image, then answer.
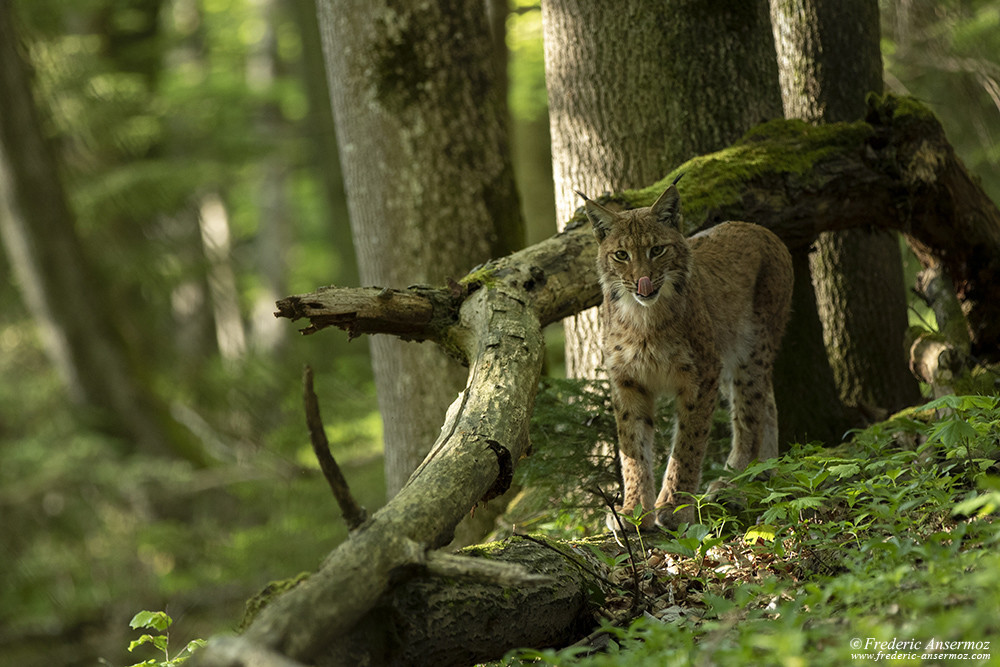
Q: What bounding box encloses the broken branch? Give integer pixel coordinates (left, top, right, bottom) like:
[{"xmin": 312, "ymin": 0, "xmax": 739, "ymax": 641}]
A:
[{"xmin": 302, "ymin": 365, "xmax": 367, "ymax": 531}]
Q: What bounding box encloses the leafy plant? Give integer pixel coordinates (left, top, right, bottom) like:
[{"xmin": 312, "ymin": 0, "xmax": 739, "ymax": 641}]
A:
[{"xmin": 125, "ymin": 610, "xmax": 205, "ymax": 667}]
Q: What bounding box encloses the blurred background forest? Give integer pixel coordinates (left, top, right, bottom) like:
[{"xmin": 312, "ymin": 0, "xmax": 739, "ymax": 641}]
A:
[{"xmin": 0, "ymin": 0, "xmax": 998, "ymax": 665}]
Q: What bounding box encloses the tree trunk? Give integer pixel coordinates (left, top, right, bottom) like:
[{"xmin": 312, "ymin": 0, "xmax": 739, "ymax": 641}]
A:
[
  {"xmin": 771, "ymin": 0, "xmax": 920, "ymax": 416},
  {"xmin": 191, "ymin": 97, "xmax": 1000, "ymax": 667},
  {"xmin": 542, "ymin": 0, "xmax": 783, "ymax": 379},
  {"xmin": 317, "ymin": 0, "xmax": 524, "ymax": 496},
  {"xmin": 0, "ymin": 5, "xmax": 208, "ymax": 464}
]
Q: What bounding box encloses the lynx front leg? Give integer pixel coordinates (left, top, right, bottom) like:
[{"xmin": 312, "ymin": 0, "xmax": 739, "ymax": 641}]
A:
[
  {"xmin": 656, "ymin": 373, "xmax": 718, "ymax": 530},
  {"xmin": 609, "ymin": 377, "xmax": 657, "ymax": 531}
]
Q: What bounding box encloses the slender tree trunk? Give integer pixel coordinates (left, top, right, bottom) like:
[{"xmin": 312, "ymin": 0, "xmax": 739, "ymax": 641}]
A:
[
  {"xmin": 770, "ymin": 0, "xmax": 920, "ymax": 413},
  {"xmin": 247, "ymin": 0, "xmax": 290, "ymax": 354},
  {"xmin": 0, "ymin": 6, "xmax": 207, "ymax": 464},
  {"xmin": 317, "ymin": 0, "xmax": 524, "ymax": 497},
  {"xmin": 542, "ymin": 0, "xmax": 783, "ymax": 378},
  {"xmin": 198, "ymin": 193, "xmax": 247, "ymax": 360}
]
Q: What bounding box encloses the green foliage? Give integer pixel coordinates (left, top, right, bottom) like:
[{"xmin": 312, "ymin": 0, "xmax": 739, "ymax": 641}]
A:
[
  {"xmin": 503, "ymin": 392, "xmax": 1000, "ymax": 665},
  {"xmin": 882, "ymin": 0, "xmax": 1000, "ymax": 205},
  {"xmin": 0, "ymin": 314, "xmax": 384, "ymax": 666},
  {"xmin": 126, "ymin": 610, "xmax": 206, "ymax": 667},
  {"xmin": 507, "ymin": 1, "xmax": 547, "ymax": 123}
]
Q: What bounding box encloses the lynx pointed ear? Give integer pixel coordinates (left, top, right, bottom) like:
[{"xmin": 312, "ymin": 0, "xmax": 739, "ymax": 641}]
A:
[
  {"xmin": 576, "ymin": 190, "xmax": 617, "ymax": 241},
  {"xmin": 651, "ymin": 185, "xmax": 681, "ymax": 230}
]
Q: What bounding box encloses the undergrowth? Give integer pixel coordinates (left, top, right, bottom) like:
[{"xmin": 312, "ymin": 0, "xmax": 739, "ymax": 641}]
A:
[{"xmin": 504, "ymin": 387, "xmax": 1000, "ymax": 666}]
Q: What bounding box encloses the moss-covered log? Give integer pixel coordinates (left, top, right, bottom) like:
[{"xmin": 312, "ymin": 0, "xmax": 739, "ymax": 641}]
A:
[{"xmin": 190, "ymin": 95, "xmax": 1000, "ymax": 667}]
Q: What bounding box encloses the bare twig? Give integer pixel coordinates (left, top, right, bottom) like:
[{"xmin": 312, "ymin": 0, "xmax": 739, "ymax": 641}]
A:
[
  {"xmin": 302, "ymin": 365, "xmax": 367, "ymax": 530},
  {"xmin": 589, "ymin": 486, "xmax": 644, "ymax": 613}
]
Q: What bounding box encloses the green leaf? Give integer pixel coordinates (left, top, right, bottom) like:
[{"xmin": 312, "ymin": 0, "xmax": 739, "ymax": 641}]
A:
[
  {"xmin": 685, "ymin": 523, "xmax": 711, "ymax": 542},
  {"xmin": 744, "ymin": 524, "xmax": 777, "ymax": 543},
  {"xmin": 660, "ymin": 539, "xmax": 697, "ymax": 558},
  {"xmin": 701, "ymin": 591, "xmax": 736, "ymax": 618},
  {"xmin": 128, "ymin": 633, "xmax": 168, "ymax": 653},
  {"xmin": 129, "ymin": 610, "xmax": 172, "ymax": 632},
  {"xmin": 920, "ymin": 394, "xmax": 964, "ymax": 412},
  {"xmin": 930, "ymin": 418, "xmax": 978, "ymax": 448},
  {"xmin": 953, "ymin": 491, "xmax": 1000, "ymax": 518},
  {"xmin": 790, "ymin": 496, "xmax": 824, "ymax": 511},
  {"xmin": 828, "ymin": 463, "xmax": 860, "ymax": 479},
  {"xmin": 761, "ymin": 490, "xmax": 791, "ymax": 503}
]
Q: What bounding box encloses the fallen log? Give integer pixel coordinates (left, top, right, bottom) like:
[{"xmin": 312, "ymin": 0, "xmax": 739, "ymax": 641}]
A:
[{"xmin": 190, "ymin": 95, "xmax": 1000, "ymax": 666}]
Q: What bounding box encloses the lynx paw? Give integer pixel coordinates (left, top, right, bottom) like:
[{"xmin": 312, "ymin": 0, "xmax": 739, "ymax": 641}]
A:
[{"xmin": 655, "ymin": 503, "xmax": 695, "ymax": 531}]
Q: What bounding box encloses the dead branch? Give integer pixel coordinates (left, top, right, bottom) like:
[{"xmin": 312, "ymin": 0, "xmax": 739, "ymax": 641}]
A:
[
  {"xmin": 274, "ymin": 284, "xmax": 457, "ymax": 341},
  {"xmin": 302, "ymin": 365, "xmax": 367, "ymax": 530}
]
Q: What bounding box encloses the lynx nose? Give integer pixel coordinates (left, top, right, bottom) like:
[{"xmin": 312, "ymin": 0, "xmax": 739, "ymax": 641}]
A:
[{"xmin": 637, "ymin": 276, "xmax": 653, "ymax": 297}]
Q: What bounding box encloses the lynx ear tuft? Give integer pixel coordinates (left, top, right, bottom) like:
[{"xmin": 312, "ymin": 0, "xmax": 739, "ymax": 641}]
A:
[
  {"xmin": 651, "ymin": 185, "xmax": 681, "ymax": 230},
  {"xmin": 577, "ymin": 191, "xmax": 618, "ymax": 241}
]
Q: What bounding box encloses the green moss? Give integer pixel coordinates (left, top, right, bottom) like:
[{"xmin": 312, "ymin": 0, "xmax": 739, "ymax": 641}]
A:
[
  {"xmin": 878, "ymin": 92, "xmax": 939, "ymax": 124},
  {"xmin": 459, "ymin": 535, "xmax": 525, "ymax": 559},
  {"xmin": 239, "ymin": 571, "xmax": 311, "ymax": 632},
  {"xmin": 370, "ymin": 12, "xmax": 431, "ymax": 113},
  {"xmin": 597, "ymin": 97, "xmax": 938, "ymax": 230},
  {"xmin": 459, "ymin": 265, "xmax": 499, "ymax": 289},
  {"xmin": 621, "ymin": 118, "xmax": 873, "ymax": 222}
]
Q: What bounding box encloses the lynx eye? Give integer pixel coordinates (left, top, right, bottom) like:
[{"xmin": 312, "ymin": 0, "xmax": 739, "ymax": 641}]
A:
[
  {"xmin": 649, "ymin": 245, "xmax": 667, "ymax": 259},
  {"xmin": 612, "ymin": 250, "xmax": 630, "ymax": 262}
]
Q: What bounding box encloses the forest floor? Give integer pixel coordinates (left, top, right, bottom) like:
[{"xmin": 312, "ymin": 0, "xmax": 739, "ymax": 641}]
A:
[{"xmin": 497, "ymin": 392, "xmax": 1000, "ymax": 666}]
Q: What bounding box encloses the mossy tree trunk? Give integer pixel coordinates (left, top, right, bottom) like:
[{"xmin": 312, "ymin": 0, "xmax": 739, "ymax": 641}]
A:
[
  {"xmin": 541, "ymin": 0, "xmax": 783, "ymax": 379},
  {"xmin": 771, "ymin": 0, "xmax": 920, "ymax": 419},
  {"xmin": 317, "ymin": 0, "xmax": 524, "ymax": 497}
]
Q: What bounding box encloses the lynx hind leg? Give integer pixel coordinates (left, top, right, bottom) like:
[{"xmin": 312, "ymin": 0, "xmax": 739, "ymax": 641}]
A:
[
  {"xmin": 607, "ymin": 379, "xmax": 658, "ymax": 532},
  {"xmin": 724, "ymin": 340, "xmax": 779, "ymax": 473},
  {"xmin": 655, "ymin": 376, "xmax": 717, "ymax": 530},
  {"xmin": 760, "ymin": 385, "xmax": 779, "ymax": 461}
]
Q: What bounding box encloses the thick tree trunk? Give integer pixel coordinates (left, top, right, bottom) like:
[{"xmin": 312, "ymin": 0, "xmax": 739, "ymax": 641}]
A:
[
  {"xmin": 542, "ymin": 0, "xmax": 783, "ymax": 378},
  {"xmin": 0, "ymin": 6, "xmax": 207, "ymax": 463},
  {"xmin": 193, "ymin": 98, "xmax": 1000, "ymax": 667},
  {"xmin": 317, "ymin": 0, "xmax": 524, "ymax": 497},
  {"xmin": 771, "ymin": 0, "xmax": 920, "ymax": 416}
]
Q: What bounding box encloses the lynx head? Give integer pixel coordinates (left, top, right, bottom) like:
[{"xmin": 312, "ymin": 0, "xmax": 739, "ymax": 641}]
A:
[{"xmin": 579, "ymin": 185, "xmax": 691, "ymax": 308}]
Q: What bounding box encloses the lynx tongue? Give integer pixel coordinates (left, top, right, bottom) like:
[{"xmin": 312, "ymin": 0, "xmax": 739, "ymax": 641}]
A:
[{"xmin": 637, "ymin": 276, "xmax": 654, "ymax": 297}]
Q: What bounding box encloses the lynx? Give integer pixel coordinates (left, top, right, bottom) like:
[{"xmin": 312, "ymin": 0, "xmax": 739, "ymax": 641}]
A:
[{"xmin": 580, "ymin": 183, "xmax": 793, "ymax": 531}]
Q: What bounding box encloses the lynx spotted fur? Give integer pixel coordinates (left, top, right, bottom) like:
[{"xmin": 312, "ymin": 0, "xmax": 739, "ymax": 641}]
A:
[{"xmin": 581, "ymin": 184, "xmax": 793, "ymax": 531}]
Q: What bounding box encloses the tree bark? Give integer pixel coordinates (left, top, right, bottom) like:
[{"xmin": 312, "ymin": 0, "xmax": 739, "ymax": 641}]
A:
[
  {"xmin": 0, "ymin": 5, "xmax": 208, "ymax": 464},
  {"xmin": 195, "ymin": 97, "xmax": 1000, "ymax": 666},
  {"xmin": 542, "ymin": 0, "xmax": 783, "ymax": 378},
  {"xmin": 770, "ymin": 0, "xmax": 920, "ymax": 416},
  {"xmin": 317, "ymin": 0, "xmax": 524, "ymax": 497}
]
